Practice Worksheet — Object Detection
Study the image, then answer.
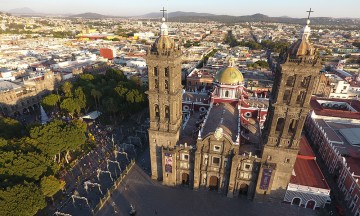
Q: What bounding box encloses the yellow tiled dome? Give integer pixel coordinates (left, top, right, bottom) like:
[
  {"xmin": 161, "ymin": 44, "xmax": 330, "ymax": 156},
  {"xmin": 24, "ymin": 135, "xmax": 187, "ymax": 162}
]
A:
[{"xmin": 215, "ymin": 58, "xmax": 244, "ymax": 84}]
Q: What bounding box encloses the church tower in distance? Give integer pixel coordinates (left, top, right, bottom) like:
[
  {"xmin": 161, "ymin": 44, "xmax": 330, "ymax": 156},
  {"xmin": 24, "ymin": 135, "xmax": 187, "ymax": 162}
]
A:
[
  {"xmin": 255, "ymin": 16, "xmax": 321, "ymax": 200},
  {"xmin": 146, "ymin": 14, "xmax": 183, "ymax": 181}
]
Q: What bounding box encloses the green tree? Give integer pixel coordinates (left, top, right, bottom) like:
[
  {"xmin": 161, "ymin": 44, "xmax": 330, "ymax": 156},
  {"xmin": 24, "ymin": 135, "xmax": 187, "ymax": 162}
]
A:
[
  {"xmin": 60, "ymin": 98, "xmax": 80, "ymax": 117},
  {"xmin": 41, "ymin": 94, "xmax": 59, "ymax": 110},
  {"xmin": 74, "ymin": 87, "xmax": 87, "ymax": 111},
  {"xmin": 223, "ymin": 30, "xmax": 239, "ymax": 47},
  {"xmin": 61, "ymin": 81, "xmax": 73, "ymax": 98},
  {"xmin": 0, "ymin": 183, "xmax": 46, "ymax": 216},
  {"xmin": 91, "ymin": 89, "xmax": 102, "ymax": 110},
  {"xmin": 30, "ymin": 120, "xmax": 86, "ymax": 163},
  {"xmin": 103, "ymin": 97, "xmax": 119, "ymax": 119},
  {"xmin": 0, "ymin": 117, "xmax": 24, "ymax": 139},
  {"xmin": 0, "ymin": 138, "xmax": 7, "ymax": 148},
  {"xmin": 40, "ymin": 175, "xmax": 65, "ymax": 197},
  {"xmin": 0, "ymin": 151, "xmax": 51, "ymax": 181},
  {"xmin": 79, "ymin": 73, "xmax": 94, "ymax": 81},
  {"xmin": 114, "ymin": 84, "xmax": 129, "ymax": 100},
  {"xmin": 253, "ymin": 60, "xmax": 269, "ymax": 68}
]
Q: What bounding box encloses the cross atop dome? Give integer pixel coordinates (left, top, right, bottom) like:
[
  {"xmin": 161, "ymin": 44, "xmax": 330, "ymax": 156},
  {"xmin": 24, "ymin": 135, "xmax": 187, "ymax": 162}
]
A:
[
  {"xmin": 306, "ymin": 8, "xmax": 314, "ymax": 20},
  {"xmin": 160, "ymin": 7, "xmax": 167, "ymax": 19},
  {"xmin": 159, "ymin": 6, "xmax": 168, "ymax": 36}
]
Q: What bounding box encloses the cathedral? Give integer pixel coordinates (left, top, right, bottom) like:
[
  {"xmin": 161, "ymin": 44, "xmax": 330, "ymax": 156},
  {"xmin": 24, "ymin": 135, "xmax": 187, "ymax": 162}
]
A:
[{"xmin": 146, "ymin": 13, "xmax": 323, "ymax": 204}]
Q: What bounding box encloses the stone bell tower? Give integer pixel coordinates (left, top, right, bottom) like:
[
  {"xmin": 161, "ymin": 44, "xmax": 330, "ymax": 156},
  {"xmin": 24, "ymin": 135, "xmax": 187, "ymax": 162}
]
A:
[
  {"xmin": 146, "ymin": 12, "xmax": 183, "ymax": 181},
  {"xmin": 255, "ymin": 13, "xmax": 321, "ymax": 201}
]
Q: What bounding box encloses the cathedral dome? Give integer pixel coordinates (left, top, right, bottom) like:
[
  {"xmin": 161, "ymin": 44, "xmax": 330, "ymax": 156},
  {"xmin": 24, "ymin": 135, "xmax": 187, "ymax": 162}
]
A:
[
  {"xmin": 215, "ymin": 58, "xmax": 244, "ymax": 85},
  {"xmin": 152, "ymin": 35, "xmax": 175, "ymax": 51},
  {"xmin": 150, "ymin": 17, "xmax": 176, "ymax": 53},
  {"xmin": 287, "ymin": 19, "xmax": 316, "ymax": 58},
  {"xmin": 288, "ymin": 38, "xmax": 316, "ymax": 57}
]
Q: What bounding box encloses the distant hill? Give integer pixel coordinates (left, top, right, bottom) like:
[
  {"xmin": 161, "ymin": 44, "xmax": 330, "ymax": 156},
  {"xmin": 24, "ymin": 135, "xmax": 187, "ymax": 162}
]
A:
[
  {"xmin": 69, "ymin": 12, "xmax": 110, "ymax": 19},
  {"xmin": 8, "ymin": 7, "xmax": 36, "ymax": 14},
  {"xmin": 140, "ymin": 11, "xmax": 215, "ymax": 19},
  {"xmin": 139, "ymin": 11, "xmax": 360, "ymax": 26}
]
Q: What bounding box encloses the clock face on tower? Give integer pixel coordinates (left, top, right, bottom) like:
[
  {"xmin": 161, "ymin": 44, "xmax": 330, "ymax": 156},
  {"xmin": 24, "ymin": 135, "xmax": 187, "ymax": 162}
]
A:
[{"xmin": 214, "ymin": 127, "xmax": 224, "ymax": 140}]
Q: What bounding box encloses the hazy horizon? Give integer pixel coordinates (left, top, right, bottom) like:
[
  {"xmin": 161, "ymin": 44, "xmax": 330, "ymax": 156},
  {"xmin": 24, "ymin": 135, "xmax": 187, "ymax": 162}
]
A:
[{"xmin": 1, "ymin": 0, "xmax": 359, "ymax": 18}]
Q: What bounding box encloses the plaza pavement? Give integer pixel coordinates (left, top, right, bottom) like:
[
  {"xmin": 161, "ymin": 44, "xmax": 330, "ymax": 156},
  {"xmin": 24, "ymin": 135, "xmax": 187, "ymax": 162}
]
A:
[{"xmin": 97, "ymin": 150, "xmax": 319, "ymax": 216}]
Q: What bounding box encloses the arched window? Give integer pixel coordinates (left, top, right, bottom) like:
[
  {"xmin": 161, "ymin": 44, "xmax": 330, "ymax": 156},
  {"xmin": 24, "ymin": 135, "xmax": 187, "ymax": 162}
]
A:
[
  {"xmin": 301, "ymin": 76, "xmax": 311, "ymax": 88},
  {"xmin": 155, "ymin": 104, "xmax": 160, "ymax": 118},
  {"xmin": 225, "ymin": 90, "xmax": 229, "ymax": 97},
  {"xmin": 165, "ymin": 105, "xmax": 170, "ymax": 119},
  {"xmin": 155, "ymin": 79, "xmax": 158, "ymax": 88},
  {"xmin": 283, "ymin": 90, "xmax": 291, "ymax": 104},
  {"xmin": 165, "ymin": 80, "xmax": 169, "ymax": 90},
  {"xmin": 165, "ymin": 67, "xmax": 169, "ymax": 77},
  {"xmin": 276, "ymin": 118, "xmax": 285, "ymax": 132},
  {"xmin": 292, "ymin": 197, "xmax": 301, "ymax": 206},
  {"xmin": 154, "ymin": 67, "xmax": 158, "ymax": 76},
  {"xmin": 288, "ymin": 119, "xmax": 298, "ymax": 135},
  {"xmin": 286, "ymin": 76, "xmax": 295, "ymax": 87},
  {"xmin": 296, "ymin": 91, "xmax": 306, "ymax": 104}
]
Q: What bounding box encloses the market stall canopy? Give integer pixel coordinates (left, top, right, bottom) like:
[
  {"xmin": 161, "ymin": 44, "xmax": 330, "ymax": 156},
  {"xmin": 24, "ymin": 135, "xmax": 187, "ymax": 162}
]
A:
[{"xmin": 81, "ymin": 111, "xmax": 102, "ymax": 120}]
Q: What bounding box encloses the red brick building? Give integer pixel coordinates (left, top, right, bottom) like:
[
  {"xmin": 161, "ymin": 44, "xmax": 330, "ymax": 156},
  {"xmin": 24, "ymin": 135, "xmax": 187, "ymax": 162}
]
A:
[
  {"xmin": 284, "ymin": 136, "xmax": 330, "ymax": 209},
  {"xmin": 305, "ymin": 97, "xmax": 360, "ymax": 215}
]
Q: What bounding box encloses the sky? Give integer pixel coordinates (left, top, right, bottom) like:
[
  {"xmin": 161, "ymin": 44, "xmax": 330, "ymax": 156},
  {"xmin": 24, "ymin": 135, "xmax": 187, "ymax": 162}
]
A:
[{"xmin": 0, "ymin": 0, "xmax": 359, "ymax": 18}]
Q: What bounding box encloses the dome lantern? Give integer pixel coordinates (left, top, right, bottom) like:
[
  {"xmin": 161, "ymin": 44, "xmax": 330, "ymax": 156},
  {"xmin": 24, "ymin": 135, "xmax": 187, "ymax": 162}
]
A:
[{"xmin": 215, "ymin": 57, "xmax": 244, "ymax": 85}]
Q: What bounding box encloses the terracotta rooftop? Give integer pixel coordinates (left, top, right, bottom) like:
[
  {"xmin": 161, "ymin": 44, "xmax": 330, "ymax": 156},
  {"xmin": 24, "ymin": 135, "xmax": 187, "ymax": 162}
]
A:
[
  {"xmin": 298, "ymin": 136, "xmax": 315, "ymax": 157},
  {"xmin": 291, "ymin": 157, "xmax": 330, "ymax": 189},
  {"xmin": 290, "ymin": 136, "xmax": 329, "ymax": 189}
]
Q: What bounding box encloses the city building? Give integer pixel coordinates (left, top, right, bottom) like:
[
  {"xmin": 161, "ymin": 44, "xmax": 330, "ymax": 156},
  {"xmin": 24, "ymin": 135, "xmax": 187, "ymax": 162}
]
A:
[
  {"xmin": 146, "ymin": 14, "xmax": 328, "ymax": 209},
  {"xmin": 305, "ymin": 97, "xmax": 360, "ymax": 215}
]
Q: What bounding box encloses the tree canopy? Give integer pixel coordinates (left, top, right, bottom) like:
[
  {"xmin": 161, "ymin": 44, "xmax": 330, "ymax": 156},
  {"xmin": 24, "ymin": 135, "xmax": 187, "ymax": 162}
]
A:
[
  {"xmin": 0, "ymin": 182, "xmax": 46, "ymax": 216},
  {"xmin": 0, "ymin": 117, "xmax": 24, "ymax": 139},
  {"xmin": 41, "ymin": 94, "xmax": 59, "ymax": 110},
  {"xmin": 29, "ymin": 119, "xmax": 86, "ymax": 158},
  {"xmin": 40, "ymin": 175, "xmax": 65, "ymax": 197}
]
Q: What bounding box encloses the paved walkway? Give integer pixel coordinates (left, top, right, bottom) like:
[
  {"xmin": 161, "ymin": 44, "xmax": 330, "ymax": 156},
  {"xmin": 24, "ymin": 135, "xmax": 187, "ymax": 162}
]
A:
[{"xmin": 97, "ymin": 151, "xmax": 319, "ymax": 216}]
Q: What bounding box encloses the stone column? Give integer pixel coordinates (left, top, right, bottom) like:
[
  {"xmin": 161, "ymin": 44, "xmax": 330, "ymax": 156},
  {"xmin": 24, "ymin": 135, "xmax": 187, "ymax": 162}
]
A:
[
  {"xmin": 149, "ymin": 136, "xmax": 159, "ymax": 180},
  {"xmin": 289, "ymin": 75, "xmax": 303, "ymax": 105},
  {"xmin": 193, "ymin": 151, "xmax": 201, "ymax": 190},
  {"xmin": 227, "ymin": 156, "xmax": 239, "ymax": 198},
  {"xmin": 281, "ymin": 117, "xmax": 292, "ymax": 139},
  {"xmin": 275, "ymin": 74, "xmax": 287, "ymax": 103}
]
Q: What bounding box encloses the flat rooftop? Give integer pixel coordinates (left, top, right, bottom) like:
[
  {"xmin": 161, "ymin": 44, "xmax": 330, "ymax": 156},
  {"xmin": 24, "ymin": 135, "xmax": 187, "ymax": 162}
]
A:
[
  {"xmin": 312, "ymin": 118, "xmax": 360, "ymax": 178},
  {"xmin": 310, "ymin": 97, "xmax": 360, "ymax": 120},
  {"xmin": 0, "ymin": 80, "xmax": 21, "ymax": 92}
]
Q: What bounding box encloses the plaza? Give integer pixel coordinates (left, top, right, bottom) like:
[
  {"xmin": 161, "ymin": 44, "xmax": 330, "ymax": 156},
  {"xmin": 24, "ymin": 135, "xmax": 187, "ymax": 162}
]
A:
[{"xmin": 97, "ymin": 150, "xmax": 319, "ymax": 216}]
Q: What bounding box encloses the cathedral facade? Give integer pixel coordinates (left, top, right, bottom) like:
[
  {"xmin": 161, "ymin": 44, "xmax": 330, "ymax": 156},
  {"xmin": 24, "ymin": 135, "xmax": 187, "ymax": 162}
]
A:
[{"xmin": 146, "ymin": 15, "xmax": 321, "ymax": 202}]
